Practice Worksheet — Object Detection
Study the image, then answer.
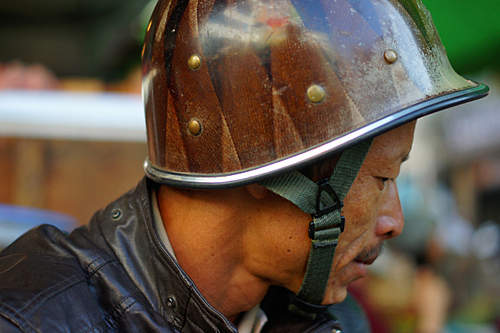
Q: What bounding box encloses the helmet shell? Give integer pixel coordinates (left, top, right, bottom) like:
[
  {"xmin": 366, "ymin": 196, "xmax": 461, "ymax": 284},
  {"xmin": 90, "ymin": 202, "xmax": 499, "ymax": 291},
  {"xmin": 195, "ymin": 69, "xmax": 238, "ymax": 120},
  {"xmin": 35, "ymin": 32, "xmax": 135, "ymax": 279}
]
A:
[{"xmin": 142, "ymin": 0, "xmax": 487, "ymax": 188}]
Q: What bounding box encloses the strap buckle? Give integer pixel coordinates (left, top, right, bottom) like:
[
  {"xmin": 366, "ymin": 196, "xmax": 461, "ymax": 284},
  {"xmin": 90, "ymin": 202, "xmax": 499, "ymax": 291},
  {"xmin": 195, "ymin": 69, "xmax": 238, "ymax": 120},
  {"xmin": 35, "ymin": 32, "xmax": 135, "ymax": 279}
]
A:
[
  {"xmin": 313, "ymin": 179, "xmax": 343, "ymax": 217},
  {"xmin": 308, "ymin": 216, "xmax": 345, "ymax": 239},
  {"xmin": 308, "ymin": 179, "xmax": 345, "ymax": 239}
]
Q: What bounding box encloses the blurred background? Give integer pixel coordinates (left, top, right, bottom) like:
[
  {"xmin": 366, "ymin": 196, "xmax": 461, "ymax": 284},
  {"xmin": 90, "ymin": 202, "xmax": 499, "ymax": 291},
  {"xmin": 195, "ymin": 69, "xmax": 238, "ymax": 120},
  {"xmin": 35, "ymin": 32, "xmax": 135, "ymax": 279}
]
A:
[{"xmin": 0, "ymin": 0, "xmax": 499, "ymax": 332}]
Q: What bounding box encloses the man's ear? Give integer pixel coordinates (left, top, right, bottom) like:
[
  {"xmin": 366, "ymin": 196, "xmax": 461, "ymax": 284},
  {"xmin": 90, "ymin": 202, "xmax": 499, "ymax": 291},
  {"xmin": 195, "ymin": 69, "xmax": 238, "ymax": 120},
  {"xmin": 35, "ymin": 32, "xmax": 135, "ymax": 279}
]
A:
[{"xmin": 245, "ymin": 184, "xmax": 269, "ymax": 200}]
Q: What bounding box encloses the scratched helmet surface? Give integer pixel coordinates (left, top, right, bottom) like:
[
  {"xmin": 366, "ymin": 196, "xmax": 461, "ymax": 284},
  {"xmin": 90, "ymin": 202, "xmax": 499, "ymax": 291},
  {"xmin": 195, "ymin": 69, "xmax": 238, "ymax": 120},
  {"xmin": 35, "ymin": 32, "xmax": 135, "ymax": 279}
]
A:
[{"xmin": 142, "ymin": 0, "xmax": 488, "ymax": 188}]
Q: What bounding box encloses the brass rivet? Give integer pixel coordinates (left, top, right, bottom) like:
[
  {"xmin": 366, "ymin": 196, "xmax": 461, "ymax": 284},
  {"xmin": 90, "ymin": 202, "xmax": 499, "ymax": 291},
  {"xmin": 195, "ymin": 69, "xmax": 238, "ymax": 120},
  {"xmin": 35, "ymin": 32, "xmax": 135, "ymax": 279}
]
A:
[
  {"xmin": 188, "ymin": 119, "xmax": 202, "ymax": 136},
  {"xmin": 307, "ymin": 84, "xmax": 326, "ymax": 103},
  {"xmin": 188, "ymin": 54, "xmax": 202, "ymax": 71},
  {"xmin": 384, "ymin": 49, "xmax": 398, "ymax": 64}
]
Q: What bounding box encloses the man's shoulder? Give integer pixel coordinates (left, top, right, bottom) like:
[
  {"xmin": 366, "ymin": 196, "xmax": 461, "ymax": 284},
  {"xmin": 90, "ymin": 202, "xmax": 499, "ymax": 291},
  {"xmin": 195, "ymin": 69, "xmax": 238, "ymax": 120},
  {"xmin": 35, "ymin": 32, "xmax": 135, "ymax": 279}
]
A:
[
  {"xmin": 0, "ymin": 224, "xmax": 86, "ymax": 295},
  {"xmin": 0, "ymin": 225, "xmax": 115, "ymax": 332}
]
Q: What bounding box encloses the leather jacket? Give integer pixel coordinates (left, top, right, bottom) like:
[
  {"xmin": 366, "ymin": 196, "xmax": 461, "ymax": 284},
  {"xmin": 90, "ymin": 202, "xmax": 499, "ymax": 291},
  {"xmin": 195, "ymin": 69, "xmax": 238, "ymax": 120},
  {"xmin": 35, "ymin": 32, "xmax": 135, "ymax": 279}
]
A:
[{"xmin": 0, "ymin": 178, "xmax": 369, "ymax": 332}]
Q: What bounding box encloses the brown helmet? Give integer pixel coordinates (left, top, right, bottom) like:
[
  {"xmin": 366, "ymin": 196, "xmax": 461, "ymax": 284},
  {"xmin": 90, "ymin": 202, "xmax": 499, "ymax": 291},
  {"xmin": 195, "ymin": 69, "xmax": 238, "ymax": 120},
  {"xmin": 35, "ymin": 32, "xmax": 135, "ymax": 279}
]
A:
[{"xmin": 142, "ymin": 0, "xmax": 488, "ymax": 188}]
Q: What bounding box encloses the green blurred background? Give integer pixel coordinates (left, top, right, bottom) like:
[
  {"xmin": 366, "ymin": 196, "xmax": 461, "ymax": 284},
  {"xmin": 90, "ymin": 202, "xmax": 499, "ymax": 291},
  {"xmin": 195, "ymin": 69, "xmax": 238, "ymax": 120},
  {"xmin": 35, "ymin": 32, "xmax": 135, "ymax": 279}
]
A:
[{"xmin": 423, "ymin": 0, "xmax": 500, "ymax": 74}]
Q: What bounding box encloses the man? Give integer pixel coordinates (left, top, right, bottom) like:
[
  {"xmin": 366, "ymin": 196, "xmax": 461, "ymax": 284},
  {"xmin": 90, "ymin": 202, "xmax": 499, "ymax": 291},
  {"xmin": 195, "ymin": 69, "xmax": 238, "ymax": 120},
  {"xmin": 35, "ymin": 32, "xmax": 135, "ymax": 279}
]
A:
[{"xmin": 0, "ymin": 0, "xmax": 488, "ymax": 332}]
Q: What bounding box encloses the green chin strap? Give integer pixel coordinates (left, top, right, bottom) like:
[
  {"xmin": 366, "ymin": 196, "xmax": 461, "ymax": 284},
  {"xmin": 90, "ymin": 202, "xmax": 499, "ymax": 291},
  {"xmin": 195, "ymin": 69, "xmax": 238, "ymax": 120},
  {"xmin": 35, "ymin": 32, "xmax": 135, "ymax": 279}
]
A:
[{"xmin": 260, "ymin": 139, "xmax": 372, "ymax": 315}]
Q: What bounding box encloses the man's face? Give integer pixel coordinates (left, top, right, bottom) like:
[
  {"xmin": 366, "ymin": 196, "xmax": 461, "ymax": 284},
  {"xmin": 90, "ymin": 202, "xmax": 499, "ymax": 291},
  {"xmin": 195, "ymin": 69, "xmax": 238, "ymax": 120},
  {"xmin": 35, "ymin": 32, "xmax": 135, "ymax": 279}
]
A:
[
  {"xmin": 245, "ymin": 121, "xmax": 415, "ymax": 304},
  {"xmin": 321, "ymin": 121, "xmax": 416, "ymax": 304}
]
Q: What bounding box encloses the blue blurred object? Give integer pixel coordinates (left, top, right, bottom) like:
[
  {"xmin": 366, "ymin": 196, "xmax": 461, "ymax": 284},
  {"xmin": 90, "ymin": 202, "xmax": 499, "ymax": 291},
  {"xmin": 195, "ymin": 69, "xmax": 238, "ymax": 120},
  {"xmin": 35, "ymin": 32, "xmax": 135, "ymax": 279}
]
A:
[
  {"xmin": 0, "ymin": 204, "xmax": 77, "ymax": 249},
  {"xmin": 390, "ymin": 175, "xmax": 435, "ymax": 255}
]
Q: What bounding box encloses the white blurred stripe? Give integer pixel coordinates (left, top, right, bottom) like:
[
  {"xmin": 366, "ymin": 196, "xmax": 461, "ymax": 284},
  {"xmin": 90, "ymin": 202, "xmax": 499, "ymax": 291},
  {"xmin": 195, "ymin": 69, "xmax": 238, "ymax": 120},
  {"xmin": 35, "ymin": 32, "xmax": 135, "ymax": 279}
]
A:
[{"xmin": 0, "ymin": 90, "xmax": 146, "ymax": 142}]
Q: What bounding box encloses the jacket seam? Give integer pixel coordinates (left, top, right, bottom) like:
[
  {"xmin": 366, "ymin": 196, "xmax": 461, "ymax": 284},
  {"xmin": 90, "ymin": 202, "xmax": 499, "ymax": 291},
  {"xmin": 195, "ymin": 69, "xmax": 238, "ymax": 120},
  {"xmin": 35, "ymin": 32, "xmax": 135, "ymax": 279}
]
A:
[
  {"xmin": 139, "ymin": 185, "xmax": 196, "ymax": 321},
  {"xmin": 85, "ymin": 259, "xmax": 139, "ymax": 320},
  {"xmin": 93, "ymin": 204, "xmax": 166, "ymax": 321},
  {"xmin": 87, "ymin": 257, "xmax": 118, "ymax": 278},
  {"xmin": 120, "ymin": 297, "xmax": 137, "ymax": 313},
  {"xmin": 0, "ymin": 303, "xmax": 40, "ymax": 333},
  {"xmin": 139, "ymin": 188, "xmax": 192, "ymax": 324},
  {"xmin": 19, "ymin": 275, "xmax": 86, "ymax": 315},
  {"xmin": 178, "ymin": 291, "xmax": 192, "ymax": 331},
  {"xmin": 74, "ymin": 227, "xmax": 119, "ymax": 275}
]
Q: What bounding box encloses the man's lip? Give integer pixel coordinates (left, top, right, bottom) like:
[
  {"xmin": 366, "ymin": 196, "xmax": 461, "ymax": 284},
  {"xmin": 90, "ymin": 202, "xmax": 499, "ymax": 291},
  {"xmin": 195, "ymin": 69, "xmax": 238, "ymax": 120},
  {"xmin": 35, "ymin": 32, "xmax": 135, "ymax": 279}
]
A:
[
  {"xmin": 354, "ymin": 255, "xmax": 377, "ymax": 265},
  {"xmin": 353, "ymin": 244, "xmax": 382, "ymax": 265}
]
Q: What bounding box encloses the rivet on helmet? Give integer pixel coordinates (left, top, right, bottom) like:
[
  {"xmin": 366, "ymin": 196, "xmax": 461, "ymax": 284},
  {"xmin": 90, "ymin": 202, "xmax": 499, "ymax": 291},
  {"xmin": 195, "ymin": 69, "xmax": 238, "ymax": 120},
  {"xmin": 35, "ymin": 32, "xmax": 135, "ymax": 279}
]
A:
[
  {"xmin": 188, "ymin": 54, "xmax": 202, "ymax": 71},
  {"xmin": 384, "ymin": 49, "xmax": 398, "ymax": 64},
  {"xmin": 188, "ymin": 119, "xmax": 202, "ymax": 136},
  {"xmin": 307, "ymin": 85, "xmax": 326, "ymax": 103}
]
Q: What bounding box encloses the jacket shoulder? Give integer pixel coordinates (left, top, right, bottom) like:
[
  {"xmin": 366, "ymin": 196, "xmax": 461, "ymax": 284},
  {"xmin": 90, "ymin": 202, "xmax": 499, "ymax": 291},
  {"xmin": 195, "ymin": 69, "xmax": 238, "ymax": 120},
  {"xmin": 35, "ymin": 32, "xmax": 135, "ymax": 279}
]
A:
[{"xmin": 0, "ymin": 225, "xmax": 115, "ymax": 332}]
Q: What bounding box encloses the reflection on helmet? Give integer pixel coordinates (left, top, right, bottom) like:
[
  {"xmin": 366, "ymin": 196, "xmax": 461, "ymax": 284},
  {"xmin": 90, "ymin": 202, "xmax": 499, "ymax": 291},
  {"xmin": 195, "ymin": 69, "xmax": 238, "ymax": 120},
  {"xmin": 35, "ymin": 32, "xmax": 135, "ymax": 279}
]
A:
[{"xmin": 142, "ymin": 0, "xmax": 487, "ymax": 188}]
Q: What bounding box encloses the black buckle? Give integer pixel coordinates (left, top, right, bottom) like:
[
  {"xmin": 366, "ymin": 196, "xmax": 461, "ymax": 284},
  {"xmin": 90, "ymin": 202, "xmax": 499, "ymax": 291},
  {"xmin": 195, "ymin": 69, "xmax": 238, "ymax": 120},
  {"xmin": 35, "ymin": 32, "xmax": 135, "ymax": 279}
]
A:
[
  {"xmin": 308, "ymin": 179, "xmax": 345, "ymax": 239},
  {"xmin": 313, "ymin": 179, "xmax": 343, "ymax": 218}
]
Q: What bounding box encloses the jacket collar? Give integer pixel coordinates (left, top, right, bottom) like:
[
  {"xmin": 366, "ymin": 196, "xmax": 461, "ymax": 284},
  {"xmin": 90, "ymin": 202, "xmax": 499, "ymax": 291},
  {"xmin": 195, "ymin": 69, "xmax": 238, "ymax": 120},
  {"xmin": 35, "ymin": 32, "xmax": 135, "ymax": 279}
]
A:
[{"xmin": 95, "ymin": 177, "xmax": 237, "ymax": 332}]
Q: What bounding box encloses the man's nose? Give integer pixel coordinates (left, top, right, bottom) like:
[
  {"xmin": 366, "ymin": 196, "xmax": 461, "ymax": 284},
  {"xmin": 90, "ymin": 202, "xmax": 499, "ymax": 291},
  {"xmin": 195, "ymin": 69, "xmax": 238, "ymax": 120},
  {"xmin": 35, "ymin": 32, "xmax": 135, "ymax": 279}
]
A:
[{"xmin": 375, "ymin": 180, "xmax": 404, "ymax": 239}]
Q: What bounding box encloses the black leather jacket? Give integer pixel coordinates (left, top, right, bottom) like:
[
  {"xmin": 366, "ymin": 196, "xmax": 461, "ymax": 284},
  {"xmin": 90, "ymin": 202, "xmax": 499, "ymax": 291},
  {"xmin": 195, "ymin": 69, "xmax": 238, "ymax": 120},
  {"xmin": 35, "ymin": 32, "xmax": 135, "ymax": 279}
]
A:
[{"xmin": 0, "ymin": 178, "xmax": 369, "ymax": 332}]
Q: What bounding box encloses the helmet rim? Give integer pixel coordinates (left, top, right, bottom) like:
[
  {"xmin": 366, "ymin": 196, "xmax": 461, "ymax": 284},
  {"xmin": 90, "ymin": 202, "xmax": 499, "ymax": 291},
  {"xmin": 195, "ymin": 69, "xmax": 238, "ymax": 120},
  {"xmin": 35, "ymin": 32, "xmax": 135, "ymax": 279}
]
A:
[{"xmin": 145, "ymin": 82, "xmax": 489, "ymax": 188}]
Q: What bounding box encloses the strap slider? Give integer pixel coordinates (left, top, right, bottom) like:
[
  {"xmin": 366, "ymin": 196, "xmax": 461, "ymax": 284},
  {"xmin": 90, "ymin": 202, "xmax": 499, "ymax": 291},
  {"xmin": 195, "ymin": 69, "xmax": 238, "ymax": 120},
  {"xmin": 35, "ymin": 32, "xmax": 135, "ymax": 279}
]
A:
[
  {"xmin": 313, "ymin": 179, "xmax": 343, "ymax": 218},
  {"xmin": 308, "ymin": 216, "xmax": 345, "ymax": 239}
]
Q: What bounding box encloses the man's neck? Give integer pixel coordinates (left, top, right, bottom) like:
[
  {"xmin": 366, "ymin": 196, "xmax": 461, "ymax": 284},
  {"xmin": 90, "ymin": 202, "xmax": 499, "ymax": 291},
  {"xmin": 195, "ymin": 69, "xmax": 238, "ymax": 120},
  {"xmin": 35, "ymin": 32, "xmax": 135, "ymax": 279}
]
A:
[{"xmin": 157, "ymin": 185, "xmax": 270, "ymax": 322}]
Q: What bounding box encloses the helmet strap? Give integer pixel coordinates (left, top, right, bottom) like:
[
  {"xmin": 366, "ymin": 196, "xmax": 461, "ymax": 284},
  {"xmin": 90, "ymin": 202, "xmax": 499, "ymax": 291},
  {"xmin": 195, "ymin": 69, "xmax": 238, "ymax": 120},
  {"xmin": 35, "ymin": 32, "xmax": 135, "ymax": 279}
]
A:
[{"xmin": 260, "ymin": 139, "xmax": 372, "ymax": 316}]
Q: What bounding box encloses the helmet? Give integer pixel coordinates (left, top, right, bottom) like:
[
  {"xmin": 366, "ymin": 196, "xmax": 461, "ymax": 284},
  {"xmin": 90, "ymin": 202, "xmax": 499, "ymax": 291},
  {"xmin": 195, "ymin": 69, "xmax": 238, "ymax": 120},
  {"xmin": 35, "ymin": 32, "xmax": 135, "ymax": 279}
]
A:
[{"xmin": 142, "ymin": 0, "xmax": 488, "ymax": 188}]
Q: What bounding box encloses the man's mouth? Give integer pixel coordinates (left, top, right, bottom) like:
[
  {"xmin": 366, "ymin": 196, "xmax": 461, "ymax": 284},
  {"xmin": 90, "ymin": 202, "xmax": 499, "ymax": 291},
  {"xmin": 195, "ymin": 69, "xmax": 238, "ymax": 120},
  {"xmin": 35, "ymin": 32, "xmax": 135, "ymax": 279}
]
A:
[{"xmin": 353, "ymin": 244, "xmax": 383, "ymax": 265}]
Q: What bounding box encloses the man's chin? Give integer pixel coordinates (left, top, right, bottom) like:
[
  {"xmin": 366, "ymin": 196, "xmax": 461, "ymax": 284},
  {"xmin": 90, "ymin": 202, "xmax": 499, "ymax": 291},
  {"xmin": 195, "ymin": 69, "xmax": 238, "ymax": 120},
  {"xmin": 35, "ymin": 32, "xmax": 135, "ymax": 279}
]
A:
[
  {"xmin": 322, "ymin": 261, "xmax": 370, "ymax": 304},
  {"xmin": 321, "ymin": 285, "xmax": 348, "ymax": 305}
]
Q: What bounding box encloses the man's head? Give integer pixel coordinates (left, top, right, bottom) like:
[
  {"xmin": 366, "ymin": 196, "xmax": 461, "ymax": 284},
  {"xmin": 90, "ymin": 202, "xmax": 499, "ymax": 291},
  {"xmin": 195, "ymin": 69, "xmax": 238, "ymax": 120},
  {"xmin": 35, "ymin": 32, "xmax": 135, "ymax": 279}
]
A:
[
  {"xmin": 156, "ymin": 121, "xmax": 414, "ymax": 314},
  {"xmin": 142, "ymin": 0, "xmax": 488, "ymax": 310}
]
